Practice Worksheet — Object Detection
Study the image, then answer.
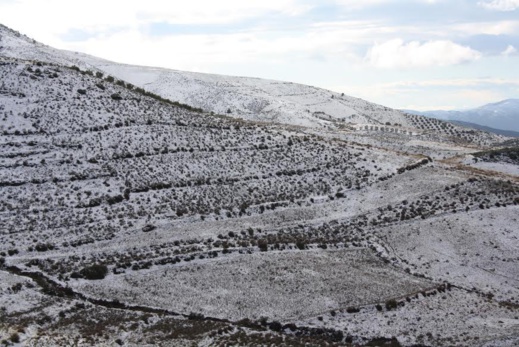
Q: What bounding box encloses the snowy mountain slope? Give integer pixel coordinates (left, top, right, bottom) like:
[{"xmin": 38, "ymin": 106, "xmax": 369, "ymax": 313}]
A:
[
  {"xmin": 2, "ymin": 24, "xmax": 519, "ymax": 346},
  {"xmin": 1, "ymin": 57, "xmax": 518, "ymax": 346},
  {"xmin": 2, "ymin": 23, "xmax": 509, "ymax": 150},
  {"xmin": 82, "ymin": 62, "xmax": 412, "ymax": 129},
  {"xmin": 0, "ymin": 24, "xmax": 416, "ymax": 129},
  {"xmin": 405, "ymin": 99, "xmax": 519, "ymax": 133}
]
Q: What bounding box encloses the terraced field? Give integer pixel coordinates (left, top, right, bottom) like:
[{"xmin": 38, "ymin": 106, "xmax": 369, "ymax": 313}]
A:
[{"xmin": 1, "ymin": 43, "xmax": 518, "ymax": 346}]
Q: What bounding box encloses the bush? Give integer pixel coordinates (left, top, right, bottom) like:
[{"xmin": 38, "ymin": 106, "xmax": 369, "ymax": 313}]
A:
[
  {"xmin": 188, "ymin": 312, "xmax": 204, "ymax": 320},
  {"xmin": 295, "ymin": 240, "xmax": 306, "ymax": 250},
  {"xmin": 142, "ymin": 224, "xmax": 156, "ymax": 232},
  {"xmin": 35, "ymin": 243, "xmax": 54, "ymax": 252},
  {"xmin": 80, "ymin": 264, "xmax": 108, "ymax": 280},
  {"xmin": 269, "ymin": 321, "xmax": 282, "ymax": 332},
  {"xmin": 106, "ymin": 195, "xmax": 124, "ymax": 205},
  {"xmin": 10, "ymin": 333, "xmax": 20, "ymax": 343},
  {"xmin": 258, "ymin": 240, "xmax": 268, "ymax": 252},
  {"xmin": 385, "ymin": 299, "xmax": 398, "ymax": 311}
]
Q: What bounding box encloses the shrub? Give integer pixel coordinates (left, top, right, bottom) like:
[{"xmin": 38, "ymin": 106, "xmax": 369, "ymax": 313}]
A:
[
  {"xmin": 385, "ymin": 299, "xmax": 398, "ymax": 311},
  {"xmin": 142, "ymin": 224, "xmax": 156, "ymax": 233},
  {"xmin": 295, "ymin": 240, "xmax": 306, "ymax": 250},
  {"xmin": 80, "ymin": 264, "xmax": 108, "ymax": 280},
  {"xmin": 35, "ymin": 243, "xmax": 54, "ymax": 252},
  {"xmin": 269, "ymin": 321, "xmax": 283, "ymax": 332},
  {"xmin": 70, "ymin": 272, "xmax": 81, "ymax": 279},
  {"xmin": 188, "ymin": 312, "xmax": 204, "ymax": 320},
  {"xmin": 106, "ymin": 195, "xmax": 124, "ymax": 205},
  {"xmin": 258, "ymin": 240, "xmax": 268, "ymax": 252},
  {"xmin": 10, "ymin": 333, "xmax": 20, "ymax": 343}
]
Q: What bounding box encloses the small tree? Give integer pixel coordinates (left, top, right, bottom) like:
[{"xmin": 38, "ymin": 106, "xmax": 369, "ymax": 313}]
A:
[
  {"xmin": 80, "ymin": 264, "xmax": 108, "ymax": 280},
  {"xmin": 385, "ymin": 299, "xmax": 398, "ymax": 311},
  {"xmin": 258, "ymin": 240, "xmax": 268, "ymax": 252}
]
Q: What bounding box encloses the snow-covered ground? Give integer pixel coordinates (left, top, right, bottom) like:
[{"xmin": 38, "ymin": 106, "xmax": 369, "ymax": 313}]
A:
[
  {"xmin": 0, "ymin": 23, "xmax": 508, "ymax": 147},
  {"xmin": 470, "ymin": 162, "xmax": 519, "ymax": 176},
  {"xmin": 1, "ymin": 24, "xmax": 519, "ymax": 346},
  {"xmin": 299, "ymin": 287, "xmax": 519, "ymax": 347},
  {"xmin": 69, "ymin": 249, "xmax": 432, "ymax": 322}
]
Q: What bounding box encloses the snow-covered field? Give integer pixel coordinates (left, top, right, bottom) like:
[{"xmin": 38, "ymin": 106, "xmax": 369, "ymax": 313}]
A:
[
  {"xmin": 300, "ymin": 288, "xmax": 519, "ymax": 347},
  {"xmin": 381, "ymin": 207, "xmax": 519, "ymax": 303},
  {"xmin": 69, "ymin": 249, "xmax": 432, "ymax": 321},
  {"xmin": 470, "ymin": 162, "xmax": 519, "ymax": 176}
]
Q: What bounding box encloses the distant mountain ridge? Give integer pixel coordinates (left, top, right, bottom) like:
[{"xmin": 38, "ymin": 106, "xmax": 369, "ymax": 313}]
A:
[
  {"xmin": 449, "ymin": 120, "xmax": 519, "ymax": 138},
  {"xmin": 404, "ymin": 99, "xmax": 519, "ymax": 133}
]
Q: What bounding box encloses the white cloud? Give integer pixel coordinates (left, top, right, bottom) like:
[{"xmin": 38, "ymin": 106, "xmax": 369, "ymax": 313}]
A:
[
  {"xmin": 365, "ymin": 39, "xmax": 481, "ymax": 68},
  {"xmin": 334, "ymin": 0, "xmax": 442, "ymax": 7},
  {"xmin": 383, "ymin": 78, "xmax": 519, "ymax": 88},
  {"xmin": 0, "ymin": 0, "xmax": 309, "ymax": 43},
  {"xmin": 501, "ymin": 44, "xmax": 517, "ymax": 56},
  {"xmin": 63, "ymin": 28, "xmax": 350, "ymax": 73},
  {"xmin": 451, "ymin": 20, "xmax": 519, "ymax": 36},
  {"xmin": 329, "ymin": 78, "xmax": 517, "ymax": 110},
  {"xmin": 478, "ymin": 0, "xmax": 519, "ymax": 11},
  {"xmin": 455, "ymin": 89, "xmax": 505, "ymax": 105},
  {"xmin": 333, "ymin": 0, "xmax": 390, "ymax": 8}
]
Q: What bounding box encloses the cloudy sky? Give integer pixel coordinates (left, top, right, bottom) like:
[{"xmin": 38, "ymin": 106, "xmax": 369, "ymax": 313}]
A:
[{"xmin": 1, "ymin": 0, "xmax": 518, "ymax": 110}]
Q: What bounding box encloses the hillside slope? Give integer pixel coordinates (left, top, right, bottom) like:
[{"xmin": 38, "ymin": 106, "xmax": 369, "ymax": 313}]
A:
[
  {"xmin": 1, "ymin": 56, "xmax": 519, "ymax": 347},
  {"xmin": 0, "ymin": 24, "xmax": 427, "ymax": 129},
  {"xmin": 450, "ymin": 120, "xmax": 519, "ymax": 138},
  {"xmin": 405, "ymin": 99, "xmax": 519, "ymax": 133},
  {"xmin": 2, "ymin": 23, "xmax": 508, "ymax": 154},
  {"xmin": 1, "ymin": 24, "xmax": 519, "ymax": 346}
]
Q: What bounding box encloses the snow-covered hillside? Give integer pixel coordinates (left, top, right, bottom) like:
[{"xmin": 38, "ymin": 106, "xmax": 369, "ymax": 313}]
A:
[
  {"xmin": 0, "ymin": 24, "xmax": 418, "ymax": 129},
  {"xmin": 2, "ymin": 23, "xmax": 511, "ymax": 150},
  {"xmin": 1, "ymin": 23, "xmax": 519, "ymax": 347}
]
